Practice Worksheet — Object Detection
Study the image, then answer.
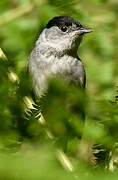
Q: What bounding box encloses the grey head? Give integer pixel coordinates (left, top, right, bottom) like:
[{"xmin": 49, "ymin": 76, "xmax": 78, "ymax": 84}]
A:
[{"xmin": 37, "ymin": 16, "xmax": 93, "ymax": 56}]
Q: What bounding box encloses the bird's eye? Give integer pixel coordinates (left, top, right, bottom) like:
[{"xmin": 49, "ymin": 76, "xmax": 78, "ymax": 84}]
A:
[{"xmin": 61, "ymin": 26, "xmax": 67, "ymax": 32}]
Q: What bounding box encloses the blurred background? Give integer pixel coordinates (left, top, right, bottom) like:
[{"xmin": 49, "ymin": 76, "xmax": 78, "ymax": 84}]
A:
[{"xmin": 0, "ymin": 0, "xmax": 118, "ymax": 179}]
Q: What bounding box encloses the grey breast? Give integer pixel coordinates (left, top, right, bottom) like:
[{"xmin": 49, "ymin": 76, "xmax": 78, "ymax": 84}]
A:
[{"xmin": 28, "ymin": 48, "xmax": 86, "ymax": 97}]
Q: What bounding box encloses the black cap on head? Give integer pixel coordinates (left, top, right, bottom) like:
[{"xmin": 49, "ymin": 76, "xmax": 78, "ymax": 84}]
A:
[{"xmin": 46, "ymin": 16, "xmax": 84, "ymax": 29}]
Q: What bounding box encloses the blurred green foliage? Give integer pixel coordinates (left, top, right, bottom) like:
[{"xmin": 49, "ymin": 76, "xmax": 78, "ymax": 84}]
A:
[{"xmin": 0, "ymin": 0, "xmax": 118, "ymax": 179}]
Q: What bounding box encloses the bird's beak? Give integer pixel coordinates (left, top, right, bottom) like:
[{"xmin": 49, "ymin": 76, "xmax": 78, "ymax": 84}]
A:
[{"xmin": 77, "ymin": 27, "xmax": 93, "ymax": 35}]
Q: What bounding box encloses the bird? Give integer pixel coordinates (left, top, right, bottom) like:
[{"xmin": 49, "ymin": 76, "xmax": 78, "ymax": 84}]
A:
[{"xmin": 28, "ymin": 16, "xmax": 93, "ymax": 98}]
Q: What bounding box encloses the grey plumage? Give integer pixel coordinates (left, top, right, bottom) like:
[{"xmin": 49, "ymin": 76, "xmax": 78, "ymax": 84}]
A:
[{"xmin": 28, "ymin": 16, "xmax": 93, "ymax": 97}]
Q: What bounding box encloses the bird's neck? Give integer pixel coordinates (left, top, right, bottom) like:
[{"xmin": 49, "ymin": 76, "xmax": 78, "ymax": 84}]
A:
[
  {"xmin": 36, "ymin": 41, "xmax": 79, "ymax": 59},
  {"xmin": 35, "ymin": 31, "xmax": 79, "ymax": 58}
]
